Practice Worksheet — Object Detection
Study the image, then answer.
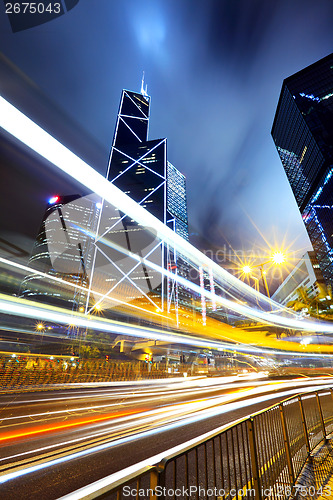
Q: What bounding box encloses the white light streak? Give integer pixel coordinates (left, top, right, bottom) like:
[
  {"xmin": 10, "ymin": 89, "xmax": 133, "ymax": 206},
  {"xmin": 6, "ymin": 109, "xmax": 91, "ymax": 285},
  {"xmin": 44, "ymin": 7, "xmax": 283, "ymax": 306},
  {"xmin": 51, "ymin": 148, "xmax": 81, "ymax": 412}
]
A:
[
  {"xmin": 0, "ymin": 98, "xmax": 296, "ymax": 315},
  {"xmin": 0, "ymin": 293, "xmax": 262, "ymax": 353},
  {"xmin": 1, "ymin": 96, "xmax": 333, "ymax": 335},
  {"xmin": 1, "ymin": 383, "xmax": 331, "ymax": 486}
]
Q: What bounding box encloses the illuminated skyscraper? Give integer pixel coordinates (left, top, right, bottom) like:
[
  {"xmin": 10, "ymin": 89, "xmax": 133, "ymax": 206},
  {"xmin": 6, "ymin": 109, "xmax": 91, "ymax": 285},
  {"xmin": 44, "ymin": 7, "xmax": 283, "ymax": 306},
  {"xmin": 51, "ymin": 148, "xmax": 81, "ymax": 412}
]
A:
[
  {"xmin": 272, "ymin": 53, "xmax": 333, "ymax": 287},
  {"xmin": 167, "ymin": 161, "xmax": 189, "ymax": 241},
  {"xmin": 21, "ymin": 86, "xmax": 190, "ymax": 321},
  {"xmin": 85, "ymin": 87, "xmax": 189, "ymax": 317},
  {"xmin": 166, "ymin": 161, "xmax": 191, "ymax": 309},
  {"xmin": 20, "ymin": 194, "xmax": 100, "ymax": 310}
]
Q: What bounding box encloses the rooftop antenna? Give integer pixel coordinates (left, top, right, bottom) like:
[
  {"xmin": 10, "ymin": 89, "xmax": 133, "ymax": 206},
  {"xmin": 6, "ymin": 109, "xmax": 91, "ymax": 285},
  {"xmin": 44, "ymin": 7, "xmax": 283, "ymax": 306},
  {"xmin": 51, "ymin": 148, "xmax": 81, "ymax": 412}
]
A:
[{"xmin": 140, "ymin": 71, "xmax": 148, "ymax": 97}]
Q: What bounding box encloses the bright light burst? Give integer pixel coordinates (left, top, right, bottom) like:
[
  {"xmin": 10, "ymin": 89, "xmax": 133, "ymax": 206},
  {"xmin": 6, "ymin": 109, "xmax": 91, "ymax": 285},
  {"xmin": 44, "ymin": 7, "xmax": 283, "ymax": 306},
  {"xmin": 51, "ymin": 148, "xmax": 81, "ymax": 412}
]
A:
[
  {"xmin": 271, "ymin": 251, "xmax": 286, "ymax": 265},
  {"xmin": 242, "ymin": 265, "xmax": 252, "ymax": 274}
]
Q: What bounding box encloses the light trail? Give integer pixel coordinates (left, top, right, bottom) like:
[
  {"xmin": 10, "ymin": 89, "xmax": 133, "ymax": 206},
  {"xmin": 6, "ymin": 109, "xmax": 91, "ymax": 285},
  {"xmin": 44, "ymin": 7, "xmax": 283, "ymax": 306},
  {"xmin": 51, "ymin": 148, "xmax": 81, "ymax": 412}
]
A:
[
  {"xmin": 0, "ymin": 377, "xmax": 318, "ymax": 432},
  {"xmin": 1, "ymin": 381, "xmax": 332, "ymax": 485},
  {"xmin": 2, "ymin": 292, "xmax": 333, "ymax": 355},
  {"xmin": 0, "ymin": 257, "xmax": 167, "ymax": 321},
  {"xmin": 0, "ymin": 409, "xmax": 141, "ymax": 443},
  {"xmin": 0, "ymin": 292, "xmax": 265, "ymax": 354},
  {"xmin": 1, "ymin": 95, "xmax": 332, "ymax": 336},
  {"xmin": 0, "ymin": 378, "xmax": 332, "ymax": 478}
]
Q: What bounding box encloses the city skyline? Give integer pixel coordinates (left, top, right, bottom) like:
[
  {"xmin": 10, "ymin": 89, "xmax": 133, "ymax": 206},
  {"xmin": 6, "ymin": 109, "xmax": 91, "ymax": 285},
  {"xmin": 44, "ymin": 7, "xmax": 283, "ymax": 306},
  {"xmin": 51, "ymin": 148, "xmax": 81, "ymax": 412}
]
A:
[
  {"xmin": 1, "ymin": 0, "xmax": 333, "ymax": 271},
  {"xmin": 1, "ymin": 3, "xmax": 333, "ymax": 490}
]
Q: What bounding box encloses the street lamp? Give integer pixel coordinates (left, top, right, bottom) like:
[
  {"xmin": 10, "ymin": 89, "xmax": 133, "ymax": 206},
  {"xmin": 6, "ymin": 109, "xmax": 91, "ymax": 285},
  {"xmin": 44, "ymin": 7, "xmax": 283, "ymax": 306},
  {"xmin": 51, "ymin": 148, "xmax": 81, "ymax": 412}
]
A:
[
  {"xmin": 241, "ymin": 251, "xmax": 287, "ymax": 298},
  {"xmin": 35, "ymin": 322, "xmax": 46, "ymax": 345},
  {"xmin": 271, "ymin": 252, "xmax": 285, "ymax": 265}
]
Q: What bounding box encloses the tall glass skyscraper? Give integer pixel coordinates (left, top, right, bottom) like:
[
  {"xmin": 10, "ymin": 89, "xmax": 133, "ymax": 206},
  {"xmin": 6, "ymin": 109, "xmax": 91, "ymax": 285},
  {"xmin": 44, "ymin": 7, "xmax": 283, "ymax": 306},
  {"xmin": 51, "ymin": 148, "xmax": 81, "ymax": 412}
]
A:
[
  {"xmin": 21, "ymin": 86, "xmax": 190, "ymax": 320},
  {"xmin": 20, "ymin": 194, "xmax": 100, "ymax": 310},
  {"xmin": 167, "ymin": 161, "xmax": 189, "ymax": 241},
  {"xmin": 272, "ymin": 53, "xmax": 333, "ymax": 288},
  {"xmin": 87, "ymin": 87, "xmax": 190, "ymax": 315}
]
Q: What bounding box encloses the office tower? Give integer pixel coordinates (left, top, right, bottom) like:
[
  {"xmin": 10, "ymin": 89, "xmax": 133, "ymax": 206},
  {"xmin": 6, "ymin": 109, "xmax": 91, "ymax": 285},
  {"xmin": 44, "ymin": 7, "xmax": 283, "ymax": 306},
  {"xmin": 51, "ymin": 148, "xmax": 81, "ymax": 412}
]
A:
[
  {"xmin": 20, "ymin": 194, "xmax": 100, "ymax": 310},
  {"xmin": 21, "ymin": 86, "xmax": 190, "ymax": 322},
  {"xmin": 167, "ymin": 161, "xmax": 189, "ymax": 241},
  {"xmin": 271, "ymin": 251, "xmax": 325, "ymax": 306},
  {"xmin": 86, "ymin": 87, "xmax": 190, "ymax": 317},
  {"xmin": 166, "ymin": 161, "xmax": 191, "ymax": 310},
  {"xmin": 272, "ymin": 53, "xmax": 333, "ymax": 288},
  {"xmin": 106, "ymin": 89, "xmax": 166, "ymax": 222}
]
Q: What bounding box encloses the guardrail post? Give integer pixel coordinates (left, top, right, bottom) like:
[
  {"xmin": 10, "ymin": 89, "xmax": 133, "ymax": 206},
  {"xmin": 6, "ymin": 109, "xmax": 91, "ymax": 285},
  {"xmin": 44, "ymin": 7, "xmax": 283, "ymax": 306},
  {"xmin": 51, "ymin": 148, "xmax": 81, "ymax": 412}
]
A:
[
  {"xmin": 316, "ymin": 392, "xmax": 327, "ymax": 441},
  {"xmin": 149, "ymin": 469, "xmax": 159, "ymax": 500},
  {"xmin": 298, "ymin": 396, "xmax": 310, "ymax": 454},
  {"xmin": 279, "ymin": 403, "xmax": 295, "ymax": 485},
  {"xmin": 247, "ymin": 418, "xmax": 262, "ymax": 500},
  {"xmin": 155, "ymin": 459, "xmax": 167, "ymax": 500}
]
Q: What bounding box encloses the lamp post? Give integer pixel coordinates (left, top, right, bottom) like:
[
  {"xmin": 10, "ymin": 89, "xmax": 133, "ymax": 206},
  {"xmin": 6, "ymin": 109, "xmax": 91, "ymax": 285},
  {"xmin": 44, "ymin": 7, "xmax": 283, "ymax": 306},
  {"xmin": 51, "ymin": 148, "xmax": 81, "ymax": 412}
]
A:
[
  {"xmin": 259, "ymin": 264, "xmax": 270, "ymax": 298},
  {"xmin": 241, "ymin": 251, "xmax": 286, "ymax": 298}
]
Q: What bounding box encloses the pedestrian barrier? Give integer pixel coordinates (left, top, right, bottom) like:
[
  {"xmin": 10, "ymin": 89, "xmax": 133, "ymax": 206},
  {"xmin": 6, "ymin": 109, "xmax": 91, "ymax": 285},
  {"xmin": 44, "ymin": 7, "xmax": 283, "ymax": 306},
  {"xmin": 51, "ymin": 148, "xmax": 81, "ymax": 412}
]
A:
[
  {"xmin": 0, "ymin": 354, "xmax": 240, "ymax": 389},
  {"xmin": 0, "ymin": 356, "xmax": 171, "ymax": 389},
  {"xmin": 67, "ymin": 388, "xmax": 333, "ymax": 500}
]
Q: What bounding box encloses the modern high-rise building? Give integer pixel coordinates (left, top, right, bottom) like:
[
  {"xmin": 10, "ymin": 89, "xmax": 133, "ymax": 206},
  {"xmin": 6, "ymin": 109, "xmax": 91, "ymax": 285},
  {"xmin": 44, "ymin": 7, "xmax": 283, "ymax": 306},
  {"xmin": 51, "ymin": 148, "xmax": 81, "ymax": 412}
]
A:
[
  {"xmin": 20, "ymin": 194, "xmax": 100, "ymax": 310},
  {"xmin": 85, "ymin": 86, "xmax": 190, "ymax": 317},
  {"xmin": 21, "ymin": 85, "xmax": 190, "ymax": 321},
  {"xmin": 167, "ymin": 161, "xmax": 189, "ymax": 241},
  {"xmin": 272, "ymin": 53, "xmax": 333, "ymax": 288},
  {"xmin": 271, "ymin": 251, "xmax": 325, "ymax": 306},
  {"xmin": 166, "ymin": 160, "xmax": 191, "ymax": 309}
]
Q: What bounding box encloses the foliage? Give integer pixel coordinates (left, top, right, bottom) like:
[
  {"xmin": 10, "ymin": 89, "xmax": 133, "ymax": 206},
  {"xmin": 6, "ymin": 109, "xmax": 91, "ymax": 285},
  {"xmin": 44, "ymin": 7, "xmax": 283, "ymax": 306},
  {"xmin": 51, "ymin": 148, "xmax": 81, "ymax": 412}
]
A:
[
  {"xmin": 287, "ymin": 283, "xmax": 333, "ymax": 320},
  {"xmin": 77, "ymin": 345, "xmax": 101, "ymax": 358}
]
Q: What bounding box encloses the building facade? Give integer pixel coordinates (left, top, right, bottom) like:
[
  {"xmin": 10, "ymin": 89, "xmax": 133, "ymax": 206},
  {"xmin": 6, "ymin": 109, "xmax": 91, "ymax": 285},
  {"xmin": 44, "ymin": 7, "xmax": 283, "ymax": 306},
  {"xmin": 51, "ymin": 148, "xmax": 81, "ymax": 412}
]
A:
[
  {"xmin": 271, "ymin": 251, "xmax": 325, "ymax": 306},
  {"xmin": 272, "ymin": 53, "xmax": 333, "ymax": 288},
  {"xmin": 167, "ymin": 161, "xmax": 189, "ymax": 241},
  {"xmin": 20, "ymin": 194, "xmax": 100, "ymax": 310},
  {"xmin": 86, "ymin": 87, "xmax": 190, "ymax": 317},
  {"xmin": 21, "ymin": 87, "xmax": 190, "ymax": 321}
]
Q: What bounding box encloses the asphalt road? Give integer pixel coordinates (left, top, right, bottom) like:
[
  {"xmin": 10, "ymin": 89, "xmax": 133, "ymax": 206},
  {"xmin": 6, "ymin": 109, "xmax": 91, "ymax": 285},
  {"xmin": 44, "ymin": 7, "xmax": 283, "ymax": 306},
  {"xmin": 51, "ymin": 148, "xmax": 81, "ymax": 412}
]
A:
[{"xmin": 0, "ymin": 375, "xmax": 332, "ymax": 499}]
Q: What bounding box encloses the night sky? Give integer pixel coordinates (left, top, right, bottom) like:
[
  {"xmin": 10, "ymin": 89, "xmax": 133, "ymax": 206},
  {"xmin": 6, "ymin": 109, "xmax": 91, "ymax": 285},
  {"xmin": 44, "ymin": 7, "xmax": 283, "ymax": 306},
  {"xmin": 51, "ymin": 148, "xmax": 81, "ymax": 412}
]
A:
[{"xmin": 1, "ymin": 0, "xmax": 333, "ymax": 277}]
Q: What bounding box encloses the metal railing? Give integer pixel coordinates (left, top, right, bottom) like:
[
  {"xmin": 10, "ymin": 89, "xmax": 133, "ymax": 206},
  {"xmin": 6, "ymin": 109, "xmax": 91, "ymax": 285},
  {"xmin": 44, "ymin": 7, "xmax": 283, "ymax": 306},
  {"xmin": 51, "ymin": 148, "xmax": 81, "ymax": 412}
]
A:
[{"xmin": 61, "ymin": 388, "xmax": 333, "ymax": 500}]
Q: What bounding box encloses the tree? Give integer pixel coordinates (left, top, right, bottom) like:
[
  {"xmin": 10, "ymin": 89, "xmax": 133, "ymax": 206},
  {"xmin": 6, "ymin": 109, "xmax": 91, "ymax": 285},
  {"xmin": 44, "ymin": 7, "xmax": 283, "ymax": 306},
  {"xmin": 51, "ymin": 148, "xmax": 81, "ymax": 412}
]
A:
[
  {"xmin": 287, "ymin": 283, "xmax": 333, "ymax": 319},
  {"xmin": 80, "ymin": 345, "xmax": 101, "ymax": 358}
]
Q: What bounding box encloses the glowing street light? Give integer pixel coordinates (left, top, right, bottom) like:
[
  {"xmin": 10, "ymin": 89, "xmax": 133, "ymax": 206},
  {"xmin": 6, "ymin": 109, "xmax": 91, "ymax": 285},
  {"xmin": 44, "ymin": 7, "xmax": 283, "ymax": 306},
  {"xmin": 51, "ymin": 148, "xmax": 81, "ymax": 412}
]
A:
[
  {"xmin": 92, "ymin": 304, "xmax": 104, "ymax": 316},
  {"xmin": 239, "ymin": 250, "xmax": 287, "ymax": 299},
  {"xmin": 272, "ymin": 251, "xmax": 285, "ymax": 265}
]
